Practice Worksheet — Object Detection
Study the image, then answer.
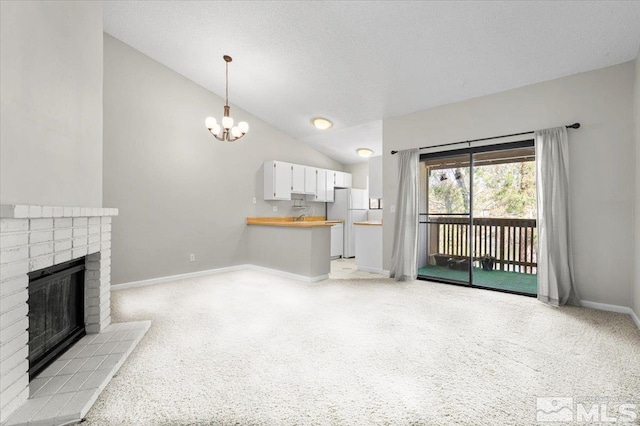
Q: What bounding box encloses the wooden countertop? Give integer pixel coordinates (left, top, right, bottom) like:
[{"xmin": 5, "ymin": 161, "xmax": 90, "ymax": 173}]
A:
[
  {"xmin": 353, "ymin": 221, "xmax": 383, "ymax": 226},
  {"xmin": 246, "ymin": 216, "xmax": 343, "ymax": 228}
]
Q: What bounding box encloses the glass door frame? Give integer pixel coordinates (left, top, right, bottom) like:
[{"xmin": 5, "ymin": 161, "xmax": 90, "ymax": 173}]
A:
[{"xmin": 418, "ymin": 139, "xmax": 536, "ymax": 297}]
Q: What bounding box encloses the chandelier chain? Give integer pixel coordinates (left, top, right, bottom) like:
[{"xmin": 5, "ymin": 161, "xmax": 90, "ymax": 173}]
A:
[{"xmin": 225, "ymin": 60, "xmax": 229, "ymax": 106}]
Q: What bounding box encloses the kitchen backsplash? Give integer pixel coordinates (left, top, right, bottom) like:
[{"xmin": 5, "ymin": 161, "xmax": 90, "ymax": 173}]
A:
[{"xmin": 257, "ymin": 196, "xmax": 327, "ymax": 218}]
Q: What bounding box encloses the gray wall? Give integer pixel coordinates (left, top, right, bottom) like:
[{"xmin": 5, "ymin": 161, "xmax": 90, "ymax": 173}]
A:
[
  {"xmin": 103, "ymin": 35, "xmax": 343, "ymax": 284},
  {"xmin": 634, "ymin": 51, "xmax": 640, "ymax": 318},
  {"xmin": 0, "ymin": 1, "xmax": 103, "ymax": 207},
  {"xmin": 248, "ymin": 226, "xmax": 330, "ymax": 278},
  {"xmin": 383, "ymin": 62, "xmax": 635, "ymax": 307},
  {"xmin": 345, "ymin": 162, "xmax": 369, "ymax": 190}
]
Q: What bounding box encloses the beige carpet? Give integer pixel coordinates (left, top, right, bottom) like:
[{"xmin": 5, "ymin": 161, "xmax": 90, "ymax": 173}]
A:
[{"xmin": 86, "ymin": 270, "xmax": 640, "ymax": 425}]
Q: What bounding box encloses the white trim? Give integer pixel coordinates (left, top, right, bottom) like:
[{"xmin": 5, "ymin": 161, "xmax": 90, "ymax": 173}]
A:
[
  {"xmin": 244, "ymin": 265, "xmax": 328, "ymax": 283},
  {"xmin": 111, "ymin": 265, "xmax": 247, "ymax": 290},
  {"xmin": 581, "ymin": 300, "xmax": 632, "ymax": 314},
  {"xmin": 581, "ymin": 300, "xmax": 640, "ymax": 330},
  {"xmin": 356, "ymin": 266, "xmax": 387, "ymax": 276},
  {"xmin": 631, "ymin": 309, "xmax": 640, "ymax": 330},
  {"xmin": 111, "ymin": 264, "xmax": 329, "ymax": 290}
]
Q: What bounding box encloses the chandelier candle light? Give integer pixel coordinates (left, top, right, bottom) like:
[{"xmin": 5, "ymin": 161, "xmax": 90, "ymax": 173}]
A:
[{"xmin": 206, "ymin": 55, "xmax": 249, "ymax": 142}]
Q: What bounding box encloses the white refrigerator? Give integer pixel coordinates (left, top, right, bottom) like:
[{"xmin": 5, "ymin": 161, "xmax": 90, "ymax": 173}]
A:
[{"xmin": 327, "ymin": 188, "xmax": 369, "ymax": 258}]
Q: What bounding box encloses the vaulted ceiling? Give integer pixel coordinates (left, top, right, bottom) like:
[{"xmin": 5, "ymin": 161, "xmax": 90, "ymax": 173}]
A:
[{"xmin": 104, "ymin": 1, "xmax": 640, "ymax": 164}]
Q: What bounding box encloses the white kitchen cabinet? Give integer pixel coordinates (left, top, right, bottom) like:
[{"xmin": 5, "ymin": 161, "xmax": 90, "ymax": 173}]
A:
[
  {"xmin": 344, "ymin": 173, "xmax": 353, "ymax": 188},
  {"xmin": 326, "ymin": 170, "xmax": 335, "ymax": 202},
  {"xmin": 315, "ymin": 169, "xmax": 335, "ymax": 203},
  {"xmin": 334, "ymin": 171, "xmax": 352, "ymax": 188},
  {"xmin": 264, "ymin": 160, "xmax": 350, "ymax": 201},
  {"xmin": 264, "ymin": 160, "xmax": 292, "ymax": 200},
  {"xmin": 315, "ymin": 169, "xmax": 327, "ymax": 202},
  {"xmin": 304, "ymin": 167, "xmax": 316, "ymax": 194},
  {"xmin": 292, "ymin": 164, "xmax": 305, "ymax": 194}
]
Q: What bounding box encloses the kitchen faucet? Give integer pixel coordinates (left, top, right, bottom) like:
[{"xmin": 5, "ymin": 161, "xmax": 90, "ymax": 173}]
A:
[{"xmin": 295, "ymin": 213, "xmax": 307, "ymax": 222}]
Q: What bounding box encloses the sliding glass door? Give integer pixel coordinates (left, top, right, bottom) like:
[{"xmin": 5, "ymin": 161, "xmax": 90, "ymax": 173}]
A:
[
  {"xmin": 420, "ymin": 153, "xmax": 471, "ymax": 285},
  {"xmin": 418, "ymin": 141, "xmax": 537, "ymax": 296}
]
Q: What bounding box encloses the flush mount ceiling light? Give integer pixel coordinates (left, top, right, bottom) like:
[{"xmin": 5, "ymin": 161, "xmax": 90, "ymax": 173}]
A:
[
  {"xmin": 357, "ymin": 148, "xmax": 374, "ymax": 158},
  {"xmin": 205, "ymin": 55, "xmax": 248, "ymax": 142},
  {"xmin": 312, "ymin": 117, "xmax": 333, "ymax": 130}
]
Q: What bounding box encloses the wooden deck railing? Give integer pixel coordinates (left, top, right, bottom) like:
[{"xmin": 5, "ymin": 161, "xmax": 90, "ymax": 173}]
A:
[{"xmin": 426, "ymin": 217, "xmax": 537, "ymax": 274}]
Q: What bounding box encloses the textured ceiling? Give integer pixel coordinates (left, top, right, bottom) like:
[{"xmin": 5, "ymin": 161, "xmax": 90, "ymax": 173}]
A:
[{"xmin": 103, "ymin": 1, "xmax": 640, "ymax": 164}]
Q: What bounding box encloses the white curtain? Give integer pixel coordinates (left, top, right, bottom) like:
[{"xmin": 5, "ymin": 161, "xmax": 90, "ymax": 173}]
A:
[
  {"xmin": 390, "ymin": 149, "xmax": 420, "ymax": 281},
  {"xmin": 535, "ymin": 127, "xmax": 580, "ymax": 306}
]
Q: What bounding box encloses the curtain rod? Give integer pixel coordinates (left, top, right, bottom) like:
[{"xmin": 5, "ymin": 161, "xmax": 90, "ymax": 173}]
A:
[{"xmin": 390, "ymin": 122, "xmax": 580, "ymax": 155}]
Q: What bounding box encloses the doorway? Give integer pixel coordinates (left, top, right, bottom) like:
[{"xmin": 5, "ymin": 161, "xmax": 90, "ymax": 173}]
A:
[{"xmin": 418, "ymin": 141, "xmax": 537, "ymax": 296}]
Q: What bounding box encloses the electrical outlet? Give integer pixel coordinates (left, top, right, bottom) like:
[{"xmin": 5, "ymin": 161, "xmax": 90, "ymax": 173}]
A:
[
  {"xmin": 272, "ymin": 205, "xmax": 278, "ymax": 212},
  {"xmin": 189, "ymin": 254, "xmax": 195, "ymax": 262},
  {"xmin": 390, "ymin": 205, "xmax": 396, "ymax": 213},
  {"xmin": 252, "ymin": 197, "xmax": 256, "ymax": 204}
]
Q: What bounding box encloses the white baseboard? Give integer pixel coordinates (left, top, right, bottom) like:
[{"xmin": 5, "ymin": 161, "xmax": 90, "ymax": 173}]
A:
[
  {"xmin": 244, "ymin": 265, "xmax": 328, "ymax": 283},
  {"xmin": 357, "ymin": 266, "xmax": 386, "ymax": 275},
  {"xmin": 631, "ymin": 309, "xmax": 640, "ymax": 330},
  {"xmin": 580, "ymin": 300, "xmax": 632, "ymax": 314},
  {"xmin": 581, "ymin": 300, "xmax": 640, "ymax": 330},
  {"xmin": 353, "ymin": 267, "xmax": 391, "ymax": 277},
  {"xmin": 111, "ymin": 265, "xmax": 248, "ymax": 290},
  {"xmin": 111, "ymin": 264, "xmax": 328, "ymax": 290}
]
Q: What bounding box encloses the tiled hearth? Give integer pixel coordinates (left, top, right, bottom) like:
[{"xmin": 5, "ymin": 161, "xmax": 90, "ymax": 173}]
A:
[
  {"xmin": 0, "ymin": 205, "xmax": 149, "ymax": 425},
  {"xmin": 4, "ymin": 321, "xmax": 150, "ymax": 426}
]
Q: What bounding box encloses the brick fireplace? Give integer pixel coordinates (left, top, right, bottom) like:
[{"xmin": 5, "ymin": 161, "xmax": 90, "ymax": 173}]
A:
[{"xmin": 0, "ymin": 205, "xmax": 117, "ymax": 423}]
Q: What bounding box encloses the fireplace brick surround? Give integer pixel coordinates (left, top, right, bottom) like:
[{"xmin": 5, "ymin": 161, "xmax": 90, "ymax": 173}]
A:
[{"xmin": 0, "ymin": 205, "xmax": 118, "ymax": 423}]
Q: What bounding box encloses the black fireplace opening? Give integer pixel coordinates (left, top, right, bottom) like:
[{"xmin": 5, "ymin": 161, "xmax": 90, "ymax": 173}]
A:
[{"xmin": 28, "ymin": 257, "xmax": 86, "ymax": 380}]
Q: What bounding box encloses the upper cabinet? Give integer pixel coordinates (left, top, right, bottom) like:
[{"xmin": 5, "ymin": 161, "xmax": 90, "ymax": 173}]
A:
[
  {"xmin": 304, "ymin": 167, "xmax": 316, "ymax": 194},
  {"xmin": 264, "ymin": 161, "xmax": 351, "ymax": 202},
  {"xmin": 291, "ymin": 164, "xmax": 305, "ymax": 194},
  {"xmin": 315, "ymin": 169, "xmax": 328, "ymax": 202},
  {"xmin": 333, "ymin": 171, "xmax": 352, "ymax": 189},
  {"xmin": 264, "ymin": 161, "xmax": 292, "ymax": 200},
  {"xmin": 369, "ymin": 156, "xmax": 383, "ymax": 199},
  {"xmin": 344, "ymin": 173, "xmax": 353, "ymax": 189},
  {"xmin": 325, "ymin": 170, "xmax": 335, "ymax": 202}
]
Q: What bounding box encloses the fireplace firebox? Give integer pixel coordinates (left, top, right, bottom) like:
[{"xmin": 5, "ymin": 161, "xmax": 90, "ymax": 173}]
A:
[{"xmin": 28, "ymin": 257, "xmax": 86, "ymax": 380}]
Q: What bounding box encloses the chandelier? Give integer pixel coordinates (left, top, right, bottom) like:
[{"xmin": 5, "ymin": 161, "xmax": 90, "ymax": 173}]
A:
[{"xmin": 205, "ymin": 55, "xmax": 248, "ymax": 142}]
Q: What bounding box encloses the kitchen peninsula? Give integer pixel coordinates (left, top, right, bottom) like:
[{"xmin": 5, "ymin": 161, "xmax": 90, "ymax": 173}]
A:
[
  {"xmin": 246, "ymin": 216, "xmax": 340, "ymax": 281},
  {"xmin": 354, "ymin": 221, "xmax": 384, "ymax": 274}
]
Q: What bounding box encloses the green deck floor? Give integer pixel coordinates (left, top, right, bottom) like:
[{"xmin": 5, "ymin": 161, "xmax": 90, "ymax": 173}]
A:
[{"xmin": 418, "ymin": 265, "xmax": 537, "ymax": 295}]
